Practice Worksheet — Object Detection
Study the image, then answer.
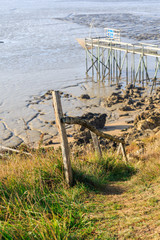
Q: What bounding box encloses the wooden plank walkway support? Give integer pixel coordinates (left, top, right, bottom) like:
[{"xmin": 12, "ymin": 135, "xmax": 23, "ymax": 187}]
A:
[
  {"xmin": 90, "ymin": 131, "xmax": 102, "ymax": 158},
  {"xmin": 84, "ymin": 38, "xmax": 160, "ymax": 90},
  {"xmin": 117, "ymin": 143, "xmax": 128, "ymax": 163},
  {"xmin": 52, "ymin": 91, "xmax": 73, "ymax": 186}
]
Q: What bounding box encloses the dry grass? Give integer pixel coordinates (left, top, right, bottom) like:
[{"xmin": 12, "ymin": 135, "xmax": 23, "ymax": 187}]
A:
[{"xmin": 0, "ymin": 136, "xmax": 160, "ymax": 239}]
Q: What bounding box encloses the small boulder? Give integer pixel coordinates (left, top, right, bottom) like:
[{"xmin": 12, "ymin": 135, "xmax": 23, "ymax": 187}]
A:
[
  {"xmin": 74, "ymin": 112, "xmax": 107, "ymax": 131},
  {"xmin": 119, "ymin": 105, "xmax": 133, "ymax": 111},
  {"xmin": 80, "ymin": 94, "xmax": 90, "ymax": 100}
]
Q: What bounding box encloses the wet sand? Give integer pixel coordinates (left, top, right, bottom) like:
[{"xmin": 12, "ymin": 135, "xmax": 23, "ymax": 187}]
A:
[
  {"xmin": 1, "ymin": 79, "xmax": 152, "ymax": 149},
  {"xmin": 59, "ymin": 13, "xmax": 160, "ymax": 43}
]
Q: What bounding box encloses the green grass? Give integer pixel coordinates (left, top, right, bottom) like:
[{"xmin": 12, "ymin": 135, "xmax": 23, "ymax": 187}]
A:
[
  {"xmin": 0, "ymin": 148, "xmax": 135, "ymax": 240},
  {"xmin": 73, "ymin": 153, "xmax": 136, "ymax": 189},
  {"xmin": 2, "ymin": 140, "xmax": 160, "ymax": 240}
]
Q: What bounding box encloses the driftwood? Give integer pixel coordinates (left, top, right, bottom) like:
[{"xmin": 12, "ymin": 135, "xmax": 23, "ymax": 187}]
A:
[
  {"xmin": 61, "ymin": 116, "xmax": 125, "ymax": 144},
  {"xmin": 0, "ymin": 146, "xmax": 32, "ymax": 156}
]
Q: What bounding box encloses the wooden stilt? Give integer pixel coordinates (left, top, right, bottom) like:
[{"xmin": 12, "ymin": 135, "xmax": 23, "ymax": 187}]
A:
[
  {"xmin": 83, "ymin": 37, "xmax": 160, "ymax": 92},
  {"xmin": 126, "ymin": 45, "xmax": 128, "ymax": 85}
]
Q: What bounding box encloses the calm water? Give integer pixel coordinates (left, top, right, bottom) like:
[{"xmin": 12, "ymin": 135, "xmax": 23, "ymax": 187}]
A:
[{"xmin": 0, "ymin": 0, "xmax": 160, "ymax": 125}]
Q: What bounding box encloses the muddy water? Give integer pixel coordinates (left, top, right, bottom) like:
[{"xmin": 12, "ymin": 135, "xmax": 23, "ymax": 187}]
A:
[{"xmin": 0, "ymin": 0, "xmax": 160, "ymax": 147}]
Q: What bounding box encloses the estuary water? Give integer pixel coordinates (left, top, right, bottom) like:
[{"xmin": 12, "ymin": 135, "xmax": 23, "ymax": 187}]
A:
[{"xmin": 0, "ymin": 0, "xmax": 160, "ymax": 146}]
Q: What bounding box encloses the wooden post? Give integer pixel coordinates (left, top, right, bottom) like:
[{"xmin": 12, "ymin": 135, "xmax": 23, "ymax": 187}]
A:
[
  {"xmin": 52, "ymin": 91, "xmax": 73, "ymax": 186},
  {"xmin": 119, "ymin": 50, "xmax": 121, "ymax": 76},
  {"xmin": 116, "ymin": 50, "xmax": 118, "ymax": 86},
  {"xmin": 91, "ymin": 39, "xmax": 94, "ymax": 78},
  {"xmin": 90, "ymin": 131, "xmax": 102, "ymax": 158},
  {"xmin": 133, "ymin": 48, "xmax": 135, "ymax": 84},
  {"xmin": 126, "ymin": 45, "xmax": 128, "ymax": 85},
  {"xmin": 142, "ymin": 47, "xmax": 144, "ymax": 87},
  {"xmin": 85, "ymin": 46, "xmax": 88, "ymax": 76},
  {"xmin": 117, "ymin": 143, "xmax": 128, "ymax": 163},
  {"xmin": 108, "ymin": 48, "xmax": 110, "ymax": 82},
  {"xmin": 139, "ymin": 56, "xmax": 141, "ymax": 84},
  {"xmin": 110, "ymin": 43, "xmax": 112, "ymax": 82},
  {"xmin": 145, "ymin": 56, "xmax": 148, "ymax": 84},
  {"xmin": 113, "ymin": 50, "xmax": 115, "ymax": 80},
  {"xmin": 102, "ymin": 48, "xmax": 104, "ymax": 80}
]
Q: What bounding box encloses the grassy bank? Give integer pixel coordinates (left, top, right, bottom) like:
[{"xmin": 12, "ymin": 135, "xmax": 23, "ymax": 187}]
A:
[{"xmin": 0, "ymin": 139, "xmax": 160, "ymax": 239}]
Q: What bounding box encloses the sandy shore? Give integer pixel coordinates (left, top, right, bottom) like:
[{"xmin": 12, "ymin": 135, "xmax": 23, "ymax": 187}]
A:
[{"xmin": 1, "ymin": 78, "xmax": 155, "ymax": 150}]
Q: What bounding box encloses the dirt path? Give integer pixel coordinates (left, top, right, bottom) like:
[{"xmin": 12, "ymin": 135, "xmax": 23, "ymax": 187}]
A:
[{"xmin": 86, "ymin": 178, "xmax": 160, "ymax": 239}]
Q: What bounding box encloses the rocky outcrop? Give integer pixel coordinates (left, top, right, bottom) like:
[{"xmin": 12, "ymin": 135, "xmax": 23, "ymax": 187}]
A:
[
  {"xmin": 74, "ymin": 112, "xmax": 107, "ymax": 131},
  {"xmin": 134, "ymin": 109, "xmax": 160, "ymax": 131},
  {"xmin": 73, "ymin": 112, "xmax": 107, "ymax": 145},
  {"xmin": 125, "ymin": 108, "xmax": 160, "ymax": 143},
  {"xmin": 101, "ymin": 85, "xmax": 145, "ymax": 109}
]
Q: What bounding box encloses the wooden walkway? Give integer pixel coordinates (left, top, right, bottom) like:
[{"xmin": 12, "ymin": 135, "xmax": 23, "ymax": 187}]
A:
[{"xmin": 84, "ymin": 37, "xmax": 160, "ymax": 92}]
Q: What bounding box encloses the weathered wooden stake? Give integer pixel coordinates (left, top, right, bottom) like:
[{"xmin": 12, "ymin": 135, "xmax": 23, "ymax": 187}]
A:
[
  {"xmin": 117, "ymin": 143, "xmax": 128, "ymax": 163},
  {"xmin": 126, "ymin": 45, "xmax": 128, "ymax": 85},
  {"xmin": 110, "ymin": 43, "xmax": 112, "ymax": 82},
  {"xmin": 91, "ymin": 40, "xmax": 94, "ymax": 77},
  {"xmin": 85, "ymin": 41, "xmax": 88, "ymax": 76},
  {"xmin": 52, "ymin": 91, "xmax": 73, "ymax": 186},
  {"xmin": 90, "ymin": 131, "xmax": 102, "ymax": 158},
  {"xmin": 113, "ymin": 50, "xmax": 115, "ymax": 79},
  {"xmin": 133, "ymin": 46, "xmax": 135, "ymax": 83},
  {"xmin": 116, "ymin": 50, "xmax": 118, "ymax": 85}
]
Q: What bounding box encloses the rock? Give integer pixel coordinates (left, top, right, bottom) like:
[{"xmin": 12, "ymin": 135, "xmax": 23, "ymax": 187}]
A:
[
  {"xmin": 64, "ymin": 93, "xmax": 72, "ymax": 98},
  {"xmin": 156, "ymin": 87, "xmax": 160, "ymax": 93},
  {"xmin": 74, "ymin": 112, "xmax": 107, "ymax": 131},
  {"xmin": 79, "ymin": 94, "xmax": 90, "ymax": 100},
  {"xmin": 136, "ymin": 120, "xmax": 155, "ymax": 131},
  {"xmin": 123, "ymin": 93, "xmax": 129, "ymax": 99},
  {"xmin": 119, "ymin": 105, "xmax": 134, "ymax": 111},
  {"xmin": 155, "ymin": 130, "xmax": 160, "ymax": 136},
  {"xmin": 153, "ymin": 126, "xmax": 160, "ymax": 133},
  {"xmin": 145, "ymin": 104, "xmax": 155, "ymax": 110},
  {"xmin": 133, "ymin": 88, "xmax": 138, "ymax": 93},
  {"xmin": 133, "ymin": 101, "xmax": 143, "ymax": 108},
  {"xmin": 73, "ymin": 130, "xmax": 91, "ymax": 145},
  {"xmin": 134, "ymin": 109, "xmax": 160, "ymax": 131},
  {"xmin": 102, "ymin": 92, "xmax": 123, "ymax": 107},
  {"xmin": 111, "ymin": 92, "xmax": 121, "ymax": 96},
  {"xmin": 133, "ymin": 93, "xmax": 141, "ymax": 98},
  {"xmin": 137, "ymin": 86, "xmax": 144, "ymax": 91},
  {"xmin": 119, "ymin": 113, "xmax": 129, "ymax": 117},
  {"xmin": 145, "ymin": 96, "xmax": 153, "ymax": 104},
  {"xmin": 126, "ymin": 84, "xmax": 134, "ymax": 90},
  {"xmin": 125, "ymin": 98, "xmax": 134, "ymax": 105},
  {"xmin": 126, "ymin": 120, "xmax": 134, "ymax": 124},
  {"xmin": 115, "ymin": 84, "xmax": 122, "ymax": 90}
]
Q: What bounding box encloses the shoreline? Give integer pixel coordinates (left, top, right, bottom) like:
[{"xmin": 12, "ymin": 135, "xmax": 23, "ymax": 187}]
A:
[{"xmin": 1, "ymin": 80, "xmax": 158, "ymax": 150}]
